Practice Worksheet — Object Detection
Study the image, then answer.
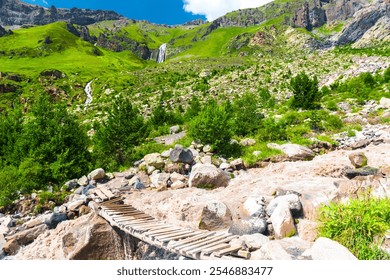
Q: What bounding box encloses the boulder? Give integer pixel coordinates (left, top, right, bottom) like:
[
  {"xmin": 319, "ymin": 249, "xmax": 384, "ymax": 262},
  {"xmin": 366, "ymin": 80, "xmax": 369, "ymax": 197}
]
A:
[
  {"xmin": 255, "ymin": 241, "xmax": 292, "ymax": 260},
  {"xmin": 230, "ymin": 158, "xmax": 245, "ymax": 170},
  {"xmin": 13, "ymin": 214, "xmax": 126, "ymax": 260},
  {"xmin": 302, "ymin": 237, "xmax": 357, "ymax": 260},
  {"xmin": 170, "ymin": 147, "xmax": 194, "ymax": 164},
  {"xmin": 189, "ymin": 163, "xmax": 230, "ymax": 189},
  {"xmin": 345, "ymin": 166, "xmax": 379, "ymax": 179},
  {"xmin": 68, "ymin": 200, "xmax": 85, "ymax": 212},
  {"xmin": 296, "ymin": 219, "xmax": 318, "ymax": 242},
  {"xmin": 267, "ymin": 143, "xmax": 314, "ymax": 160},
  {"xmin": 170, "ymin": 181, "xmax": 187, "ymax": 190},
  {"xmin": 239, "ymin": 234, "xmax": 270, "ymax": 251},
  {"xmin": 266, "ymin": 194, "xmax": 302, "ymax": 218},
  {"xmin": 3, "ymin": 238, "xmax": 20, "ymax": 256},
  {"xmin": 348, "ymin": 152, "xmax": 368, "ymax": 168},
  {"xmin": 228, "ymin": 217, "xmax": 267, "ymax": 235},
  {"xmin": 240, "ymin": 138, "xmax": 256, "ymax": 146},
  {"xmin": 269, "ymin": 201, "xmax": 296, "ymax": 239},
  {"xmin": 77, "ymin": 175, "xmax": 89, "ymax": 186},
  {"xmin": 7, "ymin": 224, "xmax": 47, "ymax": 247},
  {"xmin": 242, "ymin": 197, "xmax": 266, "ymax": 217},
  {"xmin": 169, "ymin": 125, "xmax": 180, "ymax": 134},
  {"xmin": 87, "ymin": 168, "xmax": 105, "ymax": 180},
  {"xmin": 144, "ymin": 153, "xmax": 165, "ymax": 169},
  {"xmin": 64, "ymin": 179, "xmax": 79, "ymax": 190},
  {"xmin": 79, "ymin": 205, "xmax": 91, "ymax": 216},
  {"xmin": 150, "ymin": 172, "xmax": 171, "ymax": 190},
  {"xmin": 44, "ymin": 213, "xmax": 67, "ymax": 229},
  {"xmin": 380, "ymin": 97, "xmax": 390, "ymax": 108},
  {"xmin": 199, "ymin": 202, "xmax": 232, "ymax": 231}
]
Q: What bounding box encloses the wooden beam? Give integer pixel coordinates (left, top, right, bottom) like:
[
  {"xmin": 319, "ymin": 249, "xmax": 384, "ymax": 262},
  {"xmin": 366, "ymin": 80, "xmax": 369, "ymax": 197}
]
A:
[{"xmin": 213, "ymin": 245, "xmax": 243, "ymax": 258}]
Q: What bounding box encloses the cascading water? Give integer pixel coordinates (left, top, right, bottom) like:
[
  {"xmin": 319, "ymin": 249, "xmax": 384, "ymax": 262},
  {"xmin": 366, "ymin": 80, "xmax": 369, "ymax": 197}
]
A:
[
  {"xmin": 84, "ymin": 80, "xmax": 93, "ymax": 106},
  {"xmin": 156, "ymin": 43, "xmax": 167, "ymax": 63}
]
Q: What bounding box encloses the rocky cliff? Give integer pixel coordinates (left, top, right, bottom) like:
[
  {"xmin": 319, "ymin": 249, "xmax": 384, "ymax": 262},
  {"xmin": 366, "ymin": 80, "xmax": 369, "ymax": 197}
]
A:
[{"xmin": 0, "ymin": 0, "xmax": 122, "ymax": 26}]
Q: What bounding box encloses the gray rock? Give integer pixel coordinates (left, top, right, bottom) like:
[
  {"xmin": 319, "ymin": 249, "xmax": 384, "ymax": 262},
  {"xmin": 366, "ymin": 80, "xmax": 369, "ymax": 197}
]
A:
[
  {"xmin": 240, "ymin": 138, "xmax": 256, "ymax": 146},
  {"xmin": 74, "ymin": 186, "xmax": 84, "ymax": 195},
  {"xmin": 380, "ymin": 97, "xmax": 390, "ymax": 108},
  {"xmin": 219, "ymin": 162, "xmax": 230, "ymax": 170},
  {"xmin": 169, "ymin": 125, "xmax": 180, "ymax": 134},
  {"xmin": 243, "ymin": 197, "xmax": 266, "ymax": 218},
  {"xmin": 82, "ymin": 184, "xmax": 96, "ymax": 195},
  {"xmin": 269, "ymin": 201, "xmax": 296, "ymax": 239},
  {"xmin": 144, "ymin": 153, "xmax": 165, "ymax": 169},
  {"xmin": 68, "ymin": 200, "xmax": 85, "ymax": 212},
  {"xmin": 256, "ymin": 241, "xmax": 292, "ymax": 260},
  {"xmin": 170, "ymin": 181, "xmax": 187, "ymax": 190},
  {"xmin": 7, "ymin": 224, "xmax": 47, "ymax": 246},
  {"xmin": 189, "ymin": 163, "xmax": 230, "ymax": 189},
  {"xmin": 228, "ymin": 217, "xmax": 267, "ymax": 235},
  {"xmin": 170, "ymin": 147, "xmax": 194, "ymax": 164},
  {"xmin": 239, "ymin": 233, "xmax": 270, "ymax": 250},
  {"xmin": 77, "ymin": 175, "xmax": 89, "ymax": 186},
  {"xmin": 266, "ymin": 194, "xmax": 302, "ymax": 218},
  {"xmin": 348, "ymin": 152, "xmax": 368, "ymax": 168},
  {"xmin": 199, "ymin": 202, "xmax": 232, "ymax": 231},
  {"xmin": 345, "ymin": 166, "xmax": 379, "ymax": 179},
  {"xmin": 230, "ymin": 158, "xmax": 245, "ymax": 170},
  {"xmin": 150, "ymin": 173, "xmax": 171, "ymax": 190},
  {"xmin": 202, "ymin": 145, "xmax": 212, "ymax": 153},
  {"xmin": 160, "ymin": 150, "xmax": 171, "ymax": 158},
  {"xmin": 302, "ymin": 237, "xmax": 357, "ymax": 260},
  {"xmin": 267, "ymin": 143, "xmax": 314, "ymax": 160},
  {"xmin": 87, "ymin": 168, "xmax": 105, "ymax": 180},
  {"xmin": 44, "ymin": 213, "xmax": 67, "ymax": 229},
  {"xmin": 133, "ymin": 181, "xmax": 146, "ymax": 190},
  {"xmin": 64, "ymin": 179, "xmax": 79, "ymax": 190}
]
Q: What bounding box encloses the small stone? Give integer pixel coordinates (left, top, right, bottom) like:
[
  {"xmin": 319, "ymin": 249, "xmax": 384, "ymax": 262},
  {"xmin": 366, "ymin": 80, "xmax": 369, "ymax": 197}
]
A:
[
  {"xmin": 171, "ymin": 181, "xmax": 187, "ymax": 190},
  {"xmin": 240, "ymin": 138, "xmax": 256, "ymax": 146},
  {"xmin": 270, "ymin": 201, "xmax": 296, "ymax": 239},
  {"xmin": 77, "ymin": 175, "xmax": 89, "ymax": 186},
  {"xmin": 228, "ymin": 217, "xmax": 267, "ymax": 235},
  {"xmin": 345, "ymin": 166, "xmax": 379, "ymax": 179},
  {"xmin": 199, "ymin": 201, "xmax": 232, "ymax": 231},
  {"xmin": 170, "ymin": 147, "xmax": 194, "ymax": 164},
  {"xmin": 348, "ymin": 152, "xmax": 368, "ymax": 168},
  {"xmin": 230, "ymin": 158, "xmax": 245, "ymax": 170}
]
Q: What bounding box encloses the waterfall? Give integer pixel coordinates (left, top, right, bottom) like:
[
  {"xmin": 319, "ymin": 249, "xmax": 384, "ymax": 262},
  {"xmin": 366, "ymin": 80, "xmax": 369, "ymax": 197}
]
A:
[
  {"xmin": 156, "ymin": 43, "xmax": 167, "ymax": 63},
  {"xmin": 84, "ymin": 81, "xmax": 93, "ymax": 106}
]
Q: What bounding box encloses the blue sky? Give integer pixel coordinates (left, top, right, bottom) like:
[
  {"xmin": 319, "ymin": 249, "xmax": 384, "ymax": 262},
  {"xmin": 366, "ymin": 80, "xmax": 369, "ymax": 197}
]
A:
[{"xmin": 22, "ymin": 0, "xmax": 272, "ymax": 25}]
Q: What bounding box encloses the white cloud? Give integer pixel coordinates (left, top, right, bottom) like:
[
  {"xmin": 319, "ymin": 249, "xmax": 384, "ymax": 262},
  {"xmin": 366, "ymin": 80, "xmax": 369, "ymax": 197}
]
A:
[{"xmin": 183, "ymin": 0, "xmax": 273, "ymax": 21}]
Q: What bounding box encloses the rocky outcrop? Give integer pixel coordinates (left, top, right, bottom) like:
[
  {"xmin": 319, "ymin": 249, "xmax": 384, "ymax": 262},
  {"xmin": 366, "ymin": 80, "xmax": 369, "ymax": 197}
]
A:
[
  {"xmin": 333, "ymin": 1, "xmax": 390, "ymax": 45},
  {"xmin": 0, "ymin": 25, "xmax": 12, "ymax": 37},
  {"xmin": 0, "ymin": 0, "xmax": 122, "ymax": 26},
  {"xmin": 14, "ymin": 213, "xmax": 126, "ymax": 260},
  {"xmin": 189, "ymin": 163, "xmax": 230, "ymax": 189}
]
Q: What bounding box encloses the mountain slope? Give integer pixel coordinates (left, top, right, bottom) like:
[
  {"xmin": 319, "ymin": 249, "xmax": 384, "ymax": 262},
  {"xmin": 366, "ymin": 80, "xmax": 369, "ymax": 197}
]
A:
[{"xmin": 0, "ymin": 0, "xmax": 122, "ymax": 26}]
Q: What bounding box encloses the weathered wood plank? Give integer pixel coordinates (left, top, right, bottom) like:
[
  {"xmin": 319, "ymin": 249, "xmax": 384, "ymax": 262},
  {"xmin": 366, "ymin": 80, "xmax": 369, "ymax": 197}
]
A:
[
  {"xmin": 202, "ymin": 243, "xmax": 232, "ymax": 255},
  {"xmin": 213, "ymin": 245, "xmax": 243, "ymax": 257},
  {"xmin": 158, "ymin": 232, "xmax": 201, "ymax": 243},
  {"xmin": 176, "ymin": 233, "xmax": 229, "ymax": 252},
  {"xmin": 98, "ymin": 187, "xmax": 116, "ymax": 199},
  {"xmin": 187, "ymin": 236, "xmax": 237, "ymax": 255},
  {"xmin": 94, "ymin": 189, "xmax": 108, "ymax": 200},
  {"xmin": 145, "ymin": 227, "xmax": 184, "ymax": 236},
  {"xmin": 153, "ymin": 230, "xmax": 194, "ymax": 240},
  {"xmin": 168, "ymin": 232, "xmax": 215, "ymax": 249}
]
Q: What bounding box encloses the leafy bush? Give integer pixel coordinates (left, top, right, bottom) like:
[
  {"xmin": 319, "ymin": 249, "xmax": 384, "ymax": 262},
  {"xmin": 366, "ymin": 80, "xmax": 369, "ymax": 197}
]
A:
[
  {"xmin": 93, "ymin": 94, "xmax": 149, "ymax": 170},
  {"xmin": 231, "ymin": 92, "xmax": 263, "ymax": 136},
  {"xmin": 290, "ymin": 72, "xmax": 320, "ymax": 110},
  {"xmin": 319, "ymin": 193, "xmax": 390, "ymax": 260},
  {"xmin": 188, "ymin": 99, "xmax": 235, "ymax": 155}
]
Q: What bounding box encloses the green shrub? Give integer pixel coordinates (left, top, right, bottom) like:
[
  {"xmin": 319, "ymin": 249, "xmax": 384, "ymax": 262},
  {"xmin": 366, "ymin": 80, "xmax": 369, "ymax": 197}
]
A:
[
  {"xmin": 188, "ymin": 99, "xmax": 235, "ymax": 156},
  {"xmin": 93, "ymin": 94, "xmax": 149, "ymax": 170},
  {"xmin": 319, "ymin": 193, "xmax": 390, "ymax": 260},
  {"xmin": 289, "ymin": 72, "xmax": 320, "ymax": 110}
]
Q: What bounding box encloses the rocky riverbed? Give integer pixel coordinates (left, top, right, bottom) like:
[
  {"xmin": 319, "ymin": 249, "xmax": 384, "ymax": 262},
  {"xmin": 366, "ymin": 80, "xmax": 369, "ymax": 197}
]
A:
[{"xmin": 1, "ymin": 123, "xmax": 390, "ymax": 260}]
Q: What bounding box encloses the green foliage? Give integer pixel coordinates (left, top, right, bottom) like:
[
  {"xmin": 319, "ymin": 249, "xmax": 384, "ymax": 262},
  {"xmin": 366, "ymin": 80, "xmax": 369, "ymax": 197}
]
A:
[
  {"xmin": 188, "ymin": 99, "xmax": 237, "ymax": 156},
  {"xmin": 184, "ymin": 95, "xmax": 202, "ymax": 119},
  {"xmin": 0, "ymin": 95, "xmax": 91, "ymax": 206},
  {"xmin": 231, "ymin": 92, "xmax": 264, "ymax": 136},
  {"xmin": 290, "ymin": 72, "xmax": 320, "ymax": 110},
  {"xmin": 319, "ymin": 193, "xmax": 390, "ymax": 260},
  {"xmin": 93, "ymin": 94, "xmax": 149, "ymax": 170}
]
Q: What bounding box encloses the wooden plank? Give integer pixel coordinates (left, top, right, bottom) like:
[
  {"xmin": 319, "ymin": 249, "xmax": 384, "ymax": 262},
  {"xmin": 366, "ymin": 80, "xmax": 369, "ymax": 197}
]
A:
[
  {"xmin": 148, "ymin": 229, "xmax": 188, "ymax": 238},
  {"xmin": 213, "ymin": 245, "xmax": 243, "ymax": 258},
  {"xmin": 158, "ymin": 232, "xmax": 201, "ymax": 243},
  {"xmin": 168, "ymin": 232, "xmax": 215, "ymax": 249},
  {"xmin": 98, "ymin": 187, "xmax": 115, "ymax": 199},
  {"xmin": 202, "ymin": 243, "xmax": 232, "ymax": 255},
  {"xmin": 187, "ymin": 236, "xmax": 237, "ymax": 255},
  {"xmin": 145, "ymin": 227, "xmax": 184, "ymax": 236},
  {"xmin": 233, "ymin": 250, "xmax": 251, "ymax": 259},
  {"xmin": 114, "ymin": 217, "xmax": 154, "ymax": 224},
  {"xmin": 113, "ymin": 214, "xmax": 152, "ymax": 221},
  {"xmin": 153, "ymin": 230, "xmax": 194, "ymax": 240},
  {"xmin": 99, "ymin": 197, "xmax": 123, "ymax": 205},
  {"xmin": 131, "ymin": 222, "xmax": 167, "ymax": 231},
  {"xmin": 105, "ymin": 206, "xmax": 137, "ymax": 211},
  {"xmin": 94, "ymin": 189, "xmax": 108, "ymax": 200},
  {"xmin": 176, "ymin": 233, "xmax": 229, "ymax": 252}
]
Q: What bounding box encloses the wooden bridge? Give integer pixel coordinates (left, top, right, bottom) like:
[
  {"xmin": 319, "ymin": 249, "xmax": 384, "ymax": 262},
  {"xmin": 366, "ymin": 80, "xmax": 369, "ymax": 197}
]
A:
[{"xmin": 92, "ymin": 187, "xmax": 250, "ymax": 260}]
